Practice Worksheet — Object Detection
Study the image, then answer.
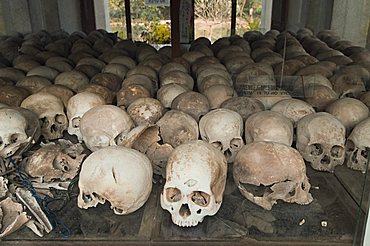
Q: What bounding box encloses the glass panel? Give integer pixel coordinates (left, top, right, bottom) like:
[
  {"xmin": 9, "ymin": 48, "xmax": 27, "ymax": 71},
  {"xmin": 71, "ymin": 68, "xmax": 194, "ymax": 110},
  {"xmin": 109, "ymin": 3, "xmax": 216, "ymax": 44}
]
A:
[
  {"xmin": 130, "ymin": 0, "xmax": 170, "ymax": 44},
  {"xmin": 194, "ymin": 0, "xmax": 232, "ymax": 42},
  {"xmin": 236, "ymin": 0, "xmax": 262, "ymax": 35},
  {"xmin": 109, "ymin": 0, "xmax": 127, "ymax": 39}
]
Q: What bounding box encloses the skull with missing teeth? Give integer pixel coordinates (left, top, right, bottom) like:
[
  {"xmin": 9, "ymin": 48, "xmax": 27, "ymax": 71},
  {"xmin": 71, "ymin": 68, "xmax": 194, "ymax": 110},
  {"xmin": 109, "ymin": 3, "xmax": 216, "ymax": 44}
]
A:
[
  {"xmin": 233, "ymin": 141, "xmax": 313, "ymax": 210},
  {"xmin": 199, "ymin": 108, "xmax": 244, "ymax": 162},
  {"xmin": 21, "ymin": 92, "xmax": 67, "ymax": 140},
  {"xmin": 161, "ymin": 140, "xmax": 227, "ymax": 227},
  {"xmin": 345, "ymin": 118, "xmax": 370, "ymax": 173},
  {"xmin": 296, "ymin": 112, "xmax": 346, "ymax": 172}
]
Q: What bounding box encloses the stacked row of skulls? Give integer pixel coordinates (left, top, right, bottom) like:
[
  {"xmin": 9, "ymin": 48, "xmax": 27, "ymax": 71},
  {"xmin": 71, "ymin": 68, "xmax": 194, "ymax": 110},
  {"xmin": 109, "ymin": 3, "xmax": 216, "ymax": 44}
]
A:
[{"xmin": 0, "ymin": 26, "xmax": 370, "ymax": 236}]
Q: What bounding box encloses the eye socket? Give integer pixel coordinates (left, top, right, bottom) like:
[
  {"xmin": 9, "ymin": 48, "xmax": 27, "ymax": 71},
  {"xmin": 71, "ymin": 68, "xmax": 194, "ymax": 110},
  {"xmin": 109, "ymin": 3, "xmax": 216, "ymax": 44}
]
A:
[
  {"xmin": 10, "ymin": 133, "xmax": 21, "ymax": 143},
  {"xmin": 331, "ymin": 145, "xmax": 344, "ymax": 158},
  {"xmin": 72, "ymin": 117, "xmax": 81, "ymax": 128},
  {"xmin": 166, "ymin": 187, "xmax": 182, "ymax": 203},
  {"xmin": 309, "ymin": 143, "xmax": 323, "ymax": 156},
  {"xmin": 345, "ymin": 140, "xmax": 355, "ymax": 152},
  {"xmin": 40, "ymin": 117, "xmax": 49, "ymax": 128},
  {"xmin": 83, "ymin": 193, "xmax": 93, "ymax": 203},
  {"xmin": 211, "ymin": 141, "xmax": 223, "ymax": 151},
  {"xmin": 55, "ymin": 114, "xmax": 66, "ymax": 124},
  {"xmin": 0, "ymin": 137, "xmax": 3, "ymax": 146},
  {"xmin": 190, "ymin": 191, "xmax": 210, "ymax": 207}
]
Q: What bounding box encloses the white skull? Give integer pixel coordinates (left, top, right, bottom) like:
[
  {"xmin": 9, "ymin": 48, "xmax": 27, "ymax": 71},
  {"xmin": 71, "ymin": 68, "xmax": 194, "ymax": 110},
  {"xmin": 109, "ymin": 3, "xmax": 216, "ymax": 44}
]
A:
[
  {"xmin": 325, "ymin": 98, "xmax": 369, "ymax": 133},
  {"xmin": 296, "ymin": 112, "xmax": 346, "ymax": 172},
  {"xmin": 67, "ymin": 92, "xmax": 106, "ymax": 141},
  {"xmin": 199, "ymin": 108, "xmax": 244, "ymax": 163},
  {"xmin": 78, "ymin": 146, "xmax": 153, "ymax": 215},
  {"xmin": 245, "ymin": 110, "xmax": 293, "ymax": 146},
  {"xmin": 161, "ymin": 140, "xmax": 227, "ymax": 227},
  {"xmin": 24, "ymin": 140, "xmax": 86, "ymax": 182},
  {"xmin": 80, "ymin": 105, "xmax": 134, "ymax": 152},
  {"xmin": 156, "ymin": 84, "xmax": 189, "ymax": 108},
  {"xmin": 0, "ymin": 108, "xmax": 30, "ymax": 158},
  {"xmin": 345, "ymin": 118, "xmax": 370, "ymax": 173},
  {"xmin": 233, "ymin": 141, "xmax": 313, "ymax": 210},
  {"xmin": 21, "ymin": 92, "xmax": 67, "ymax": 140}
]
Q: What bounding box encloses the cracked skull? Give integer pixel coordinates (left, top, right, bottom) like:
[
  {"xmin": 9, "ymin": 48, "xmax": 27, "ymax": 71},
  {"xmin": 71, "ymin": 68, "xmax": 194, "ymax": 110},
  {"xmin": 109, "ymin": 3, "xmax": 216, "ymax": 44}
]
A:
[
  {"xmin": 296, "ymin": 112, "xmax": 346, "ymax": 172},
  {"xmin": 78, "ymin": 146, "xmax": 153, "ymax": 215},
  {"xmin": 161, "ymin": 140, "xmax": 227, "ymax": 227},
  {"xmin": 233, "ymin": 141, "xmax": 313, "ymax": 210},
  {"xmin": 199, "ymin": 108, "xmax": 244, "ymax": 163}
]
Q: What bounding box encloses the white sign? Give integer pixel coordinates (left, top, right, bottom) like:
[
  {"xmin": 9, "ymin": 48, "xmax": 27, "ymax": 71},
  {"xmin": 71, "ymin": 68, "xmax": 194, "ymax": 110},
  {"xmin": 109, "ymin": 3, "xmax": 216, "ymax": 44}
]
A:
[{"xmin": 144, "ymin": 0, "xmax": 170, "ymax": 6}]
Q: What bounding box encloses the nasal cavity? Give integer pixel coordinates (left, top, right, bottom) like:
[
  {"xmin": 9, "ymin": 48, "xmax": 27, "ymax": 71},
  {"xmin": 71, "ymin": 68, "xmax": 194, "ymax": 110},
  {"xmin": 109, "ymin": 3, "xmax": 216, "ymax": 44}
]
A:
[
  {"xmin": 321, "ymin": 155, "xmax": 330, "ymax": 165},
  {"xmin": 179, "ymin": 204, "xmax": 191, "ymax": 218}
]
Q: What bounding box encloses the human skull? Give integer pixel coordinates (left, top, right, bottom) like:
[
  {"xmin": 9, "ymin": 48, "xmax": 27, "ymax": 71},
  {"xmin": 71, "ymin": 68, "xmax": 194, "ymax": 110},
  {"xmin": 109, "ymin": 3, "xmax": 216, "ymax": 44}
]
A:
[
  {"xmin": 54, "ymin": 71, "xmax": 89, "ymax": 92},
  {"xmin": 203, "ymin": 85, "xmax": 235, "ymax": 109},
  {"xmin": 325, "ymin": 98, "xmax": 369, "ymax": 132},
  {"xmin": 221, "ymin": 97, "xmax": 265, "ymax": 121},
  {"xmin": 156, "ymin": 110, "xmax": 199, "ymax": 148},
  {"xmin": 0, "ymin": 197, "xmax": 30, "ymax": 239},
  {"xmin": 345, "ymin": 118, "xmax": 370, "ymax": 173},
  {"xmin": 127, "ymin": 97, "xmax": 164, "ymax": 126},
  {"xmin": 245, "ymin": 111, "xmax": 294, "ymax": 146},
  {"xmin": 24, "ymin": 140, "xmax": 85, "ymax": 182},
  {"xmin": 156, "ymin": 84, "xmax": 189, "ymax": 108},
  {"xmin": 80, "ymin": 105, "xmax": 134, "ymax": 152},
  {"xmin": 161, "ymin": 140, "xmax": 227, "ymax": 227},
  {"xmin": 250, "ymin": 89, "xmax": 292, "ymax": 110},
  {"xmin": 296, "ymin": 112, "xmax": 346, "ymax": 172},
  {"xmin": 233, "ymin": 141, "xmax": 313, "ymax": 210},
  {"xmin": 78, "ymin": 146, "xmax": 152, "ymax": 215},
  {"xmin": 171, "ymin": 91, "xmax": 210, "ymax": 121},
  {"xmin": 270, "ymin": 98, "xmax": 315, "ymax": 126},
  {"xmin": 0, "ymin": 85, "xmax": 30, "ymax": 107},
  {"xmin": 0, "ymin": 108, "xmax": 30, "ymax": 158},
  {"xmin": 199, "ymin": 108, "xmax": 244, "ymax": 162},
  {"xmin": 21, "ymin": 92, "xmax": 67, "ymax": 140},
  {"xmin": 67, "ymin": 92, "xmax": 106, "ymax": 141}
]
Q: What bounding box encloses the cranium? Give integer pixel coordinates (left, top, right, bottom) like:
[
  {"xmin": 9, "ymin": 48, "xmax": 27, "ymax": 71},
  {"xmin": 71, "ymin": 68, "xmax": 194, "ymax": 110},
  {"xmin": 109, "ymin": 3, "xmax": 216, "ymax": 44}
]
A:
[
  {"xmin": 245, "ymin": 111, "xmax": 294, "ymax": 146},
  {"xmin": 80, "ymin": 105, "xmax": 134, "ymax": 152},
  {"xmin": 250, "ymin": 89, "xmax": 292, "ymax": 110},
  {"xmin": 77, "ymin": 84, "xmax": 114, "ymax": 104},
  {"xmin": 221, "ymin": 97, "xmax": 265, "ymax": 121},
  {"xmin": 325, "ymin": 98, "xmax": 369, "ymax": 133},
  {"xmin": 345, "ymin": 118, "xmax": 370, "ymax": 173},
  {"xmin": 171, "ymin": 91, "xmax": 210, "ymax": 122},
  {"xmin": 156, "ymin": 84, "xmax": 189, "ymax": 108},
  {"xmin": 39, "ymin": 84, "xmax": 75, "ymax": 108},
  {"xmin": 203, "ymin": 85, "xmax": 235, "ymax": 109},
  {"xmin": 16, "ymin": 76, "xmax": 52, "ymax": 94},
  {"xmin": 24, "ymin": 140, "xmax": 85, "ymax": 182},
  {"xmin": 21, "ymin": 92, "xmax": 67, "ymax": 140},
  {"xmin": 160, "ymin": 70, "xmax": 194, "ymax": 90},
  {"xmin": 78, "ymin": 146, "xmax": 152, "ymax": 215},
  {"xmin": 54, "ymin": 71, "xmax": 89, "ymax": 92},
  {"xmin": 296, "ymin": 112, "xmax": 346, "ymax": 172},
  {"xmin": 161, "ymin": 140, "xmax": 227, "ymax": 227},
  {"xmin": 27, "ymin": 66, "xmax": 59, "ymax": 81},
  {"xmin": 117, "ymin": 84, "xmax": 151, "ymax": 109},
  {"xmin": 90, "ymin": 73, "xmax": 122, "ymax": 92},
  {"xmin": 67, "ymin": 92, "xmax": 106, "ymax": 141},
  {"xmin": 233, "ymin": 141, "xmax": 313, "ymax": 210},
  {"xmin": 0, "ymin": 85, "xmax": 30, "ymax": 107},
  {"xmin": 127, "ymin": 97, "xmax": 164, "ymax": 125},
  {"xmin": 0, "ymin": 108, "xmax": 30, "ymax": 158},
  {"xmin": 156, "ymin": 110, "xmax": 199, "ymax": 148},
  {"xmin": 199, "ymin": 108, "xmax": 244, "ymax": 162},
  {"xmin": 270, "ymin": 98, "xmax": 316, "ymax": 126}
]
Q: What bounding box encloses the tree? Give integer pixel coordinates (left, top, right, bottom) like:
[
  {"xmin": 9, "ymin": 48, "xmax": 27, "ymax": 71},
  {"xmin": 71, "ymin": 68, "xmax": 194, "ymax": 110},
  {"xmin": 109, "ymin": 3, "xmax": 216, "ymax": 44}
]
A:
[{"xmin": 194, "ymin": 0, "xmax": 231, "ymax": 22}]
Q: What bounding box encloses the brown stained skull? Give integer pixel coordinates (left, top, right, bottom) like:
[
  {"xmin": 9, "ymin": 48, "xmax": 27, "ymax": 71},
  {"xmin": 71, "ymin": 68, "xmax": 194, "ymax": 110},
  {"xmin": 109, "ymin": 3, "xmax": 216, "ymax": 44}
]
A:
[
  {"xmin": 24, "ymin": 140, "xmax": 86, "ymax": 182},
  {"xmin": 127, "ymin": 97, "xmax": 164, "ymax": 126},
  {"xmin": 171, "ymin": 91, "xmax": 210, "ymax": 122},
  {"xmin": 156, "ymin": 110, "xmax": 199, "ymax": 148},
  {"xmin": 0, "ymin": 85, "xmax": 30, "ymax": 107},
  {"xmin": 203, "ymin": 85, "xmax": 235, "ymax": 109},
  {"xmin": 78, "ymin": 84, "xmax": 114, "ymax": 105},
  {"xmin": 117, "ymin": 84, "xmax": 151, "ymax": 109},
  {"xmin": 220, "ymin": 97, "xmax": 265, "ymax": 121},
  {"xmin": 16, "ymin": 76, "xmax": 52, "ymax": 94},
  {"xmin": 54, "ymin": 71, "xmax": 89, "ymax": 92},
  {"xmin": 39, "ymin": 84, "xmax": 75, "ymax": 108},
  {"xmin": 233, "ymin": 141, "xmax": 313, "ymax": 210},
  {"xmin": 325, "ymin": 98, "xmax": 369, "ymax": 133},
  {"xmin": 245, "ymin": 111, "xmax": 294, "ymax": 146},
  {"xmin": 90, "ymin": 73, "xmax": 122, "ymax": 92},
  {"xmin": 296, "ymin": 112, "xmax": 346, "ymax": 172}
]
